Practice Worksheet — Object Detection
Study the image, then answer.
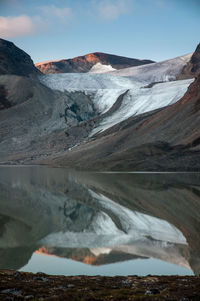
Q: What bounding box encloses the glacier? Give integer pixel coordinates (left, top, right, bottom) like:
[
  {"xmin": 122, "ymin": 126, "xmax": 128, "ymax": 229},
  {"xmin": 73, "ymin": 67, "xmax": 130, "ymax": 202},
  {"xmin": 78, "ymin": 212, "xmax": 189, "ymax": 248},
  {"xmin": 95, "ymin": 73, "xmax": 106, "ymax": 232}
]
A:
[
  {"xmin": 39, "ymin": 53, "xmax": 194, "ymax": 134},
  {"xmin": 91, "ymin": 78, "xmax": 193, "ymax": 134}
]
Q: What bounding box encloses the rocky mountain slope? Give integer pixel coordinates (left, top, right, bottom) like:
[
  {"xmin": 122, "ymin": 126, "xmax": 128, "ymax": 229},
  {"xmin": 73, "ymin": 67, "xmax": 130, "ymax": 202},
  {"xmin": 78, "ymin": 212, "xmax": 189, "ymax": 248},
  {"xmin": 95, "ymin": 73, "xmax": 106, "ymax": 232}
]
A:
[
  {"xmin": 0, "ymin": 40, "xmax": 98, "ymax": 160},
  {"xmin": 35, "ymin": 52, "xmax": 154, "ymax": 74},
  {"xmin": 0, "ymin": 39, "xmax": 43, "ymax": 110},
  {"xmin": 178, "ymin": 43, "xmax": 200, "ymax": 79},
  {"xmin": 0, "ymin": 38, "xmax": 41, "ymax": 77}
]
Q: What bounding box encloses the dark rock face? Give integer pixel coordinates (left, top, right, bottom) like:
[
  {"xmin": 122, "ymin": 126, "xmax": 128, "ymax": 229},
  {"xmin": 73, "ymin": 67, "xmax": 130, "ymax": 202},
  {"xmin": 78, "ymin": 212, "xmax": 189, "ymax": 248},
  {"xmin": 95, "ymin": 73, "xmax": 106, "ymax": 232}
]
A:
[
  {"xmin": 63, "ymin": 91, "xmax": 98, "ymax": 128},
  {"xmin": 0, "ymin": 38, "xmax": 41, "ymax": 77},
  {"xmin": 191, "ymin": 43, "xmax": 200, "ymax": 73},
  {"xmin": 178, "ymin": 43, "xmax": 200, "ymax": 79},
  {"xmin": 0, "ymin": 85, "xmax": 11, "ymax": 110},
  {"xmin": 35, "ymin": 52, "xmax": 155, "ymax": 74}
]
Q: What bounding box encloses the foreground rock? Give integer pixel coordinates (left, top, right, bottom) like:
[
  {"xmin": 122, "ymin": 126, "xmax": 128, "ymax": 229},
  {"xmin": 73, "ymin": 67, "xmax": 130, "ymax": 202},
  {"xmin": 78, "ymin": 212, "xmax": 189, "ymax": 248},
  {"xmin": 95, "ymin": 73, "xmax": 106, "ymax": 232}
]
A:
[{"xmin": 0, "ymin": 270, "xmax": 199, "ymax": 300}]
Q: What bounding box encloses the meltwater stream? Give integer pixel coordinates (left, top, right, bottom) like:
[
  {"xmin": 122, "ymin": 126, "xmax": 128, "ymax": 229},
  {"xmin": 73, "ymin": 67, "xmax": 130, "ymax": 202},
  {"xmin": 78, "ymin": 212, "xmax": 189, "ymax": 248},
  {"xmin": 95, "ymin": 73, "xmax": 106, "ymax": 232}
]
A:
[{"xmin": 0, "ymin": 166, "xmax": 200, "ymax": 276}]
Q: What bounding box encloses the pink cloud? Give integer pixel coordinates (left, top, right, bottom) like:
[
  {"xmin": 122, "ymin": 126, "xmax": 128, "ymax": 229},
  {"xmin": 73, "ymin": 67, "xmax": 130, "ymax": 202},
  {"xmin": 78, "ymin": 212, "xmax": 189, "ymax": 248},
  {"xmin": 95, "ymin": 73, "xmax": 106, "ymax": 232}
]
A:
[
  {"xmin": 0, "ymin": 4, "xmax": 73, "ymax": 39},
  {"xmin": 0, "ymin": 15, "xmax": 36, "ymax": 38}
]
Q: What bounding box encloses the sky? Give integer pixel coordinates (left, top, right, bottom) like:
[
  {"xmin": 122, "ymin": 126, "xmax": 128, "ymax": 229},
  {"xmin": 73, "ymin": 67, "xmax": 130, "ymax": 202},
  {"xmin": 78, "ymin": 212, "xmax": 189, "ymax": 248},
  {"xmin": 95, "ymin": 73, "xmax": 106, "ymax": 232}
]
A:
[{"xmin": 0, "ymin": 0, "xmax": 199, "ymax": 63}]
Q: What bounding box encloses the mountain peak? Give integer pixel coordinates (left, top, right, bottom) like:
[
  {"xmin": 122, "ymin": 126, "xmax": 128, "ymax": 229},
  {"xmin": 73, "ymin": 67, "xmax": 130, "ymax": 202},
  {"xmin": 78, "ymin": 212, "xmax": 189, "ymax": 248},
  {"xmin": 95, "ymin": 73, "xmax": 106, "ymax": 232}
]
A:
[{"xmin": 35, "ymin": 52, "xmax": 155, "ymax": 74}]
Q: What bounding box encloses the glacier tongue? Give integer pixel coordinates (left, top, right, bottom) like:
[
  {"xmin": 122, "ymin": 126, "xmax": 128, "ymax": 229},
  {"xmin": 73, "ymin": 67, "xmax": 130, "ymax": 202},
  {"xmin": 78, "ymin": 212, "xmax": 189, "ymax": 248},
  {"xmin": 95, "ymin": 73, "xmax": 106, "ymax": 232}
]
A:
[
  {"xmin": 91, "ymin": 78, "xmax": 194, "ymax": 134},
  {"xmin": 39, "ymin": 73, "xmax": 137, "ymax": 114},
  {"xmin": 39, "ymin": 73, "xmax": 135, "ymax": 91},
  {"xmin": 108, "ymin": 53, "xmax": 193, "ymax": 81}
]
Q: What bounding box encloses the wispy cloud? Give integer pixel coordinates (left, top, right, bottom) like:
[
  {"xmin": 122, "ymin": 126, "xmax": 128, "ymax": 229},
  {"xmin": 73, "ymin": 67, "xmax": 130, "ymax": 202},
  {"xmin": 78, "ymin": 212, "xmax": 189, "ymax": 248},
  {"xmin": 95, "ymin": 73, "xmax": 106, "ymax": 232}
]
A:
[
  {"xmin": 39, "ymin": 5, "xmax": 73, "ymax": 22},
  {"xmin": 94, "ymin": 0, "xmax": 132, "ymax": 20},
  {"xmin": 0, "ymin": 15, "xmax": 37, "ymax": 38}
]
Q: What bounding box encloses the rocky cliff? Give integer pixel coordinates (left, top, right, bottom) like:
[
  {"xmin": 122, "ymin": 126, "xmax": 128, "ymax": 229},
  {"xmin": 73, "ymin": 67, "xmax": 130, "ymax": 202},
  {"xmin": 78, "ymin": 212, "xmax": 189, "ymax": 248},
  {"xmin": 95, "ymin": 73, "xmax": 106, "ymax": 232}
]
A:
[
  {"xmin": 178, "ymin": 43, "xmax": 200, "ymax": 79},
  {"xmin": 0, "ymin": 38, "xmax": 41, "ymax": 77}
]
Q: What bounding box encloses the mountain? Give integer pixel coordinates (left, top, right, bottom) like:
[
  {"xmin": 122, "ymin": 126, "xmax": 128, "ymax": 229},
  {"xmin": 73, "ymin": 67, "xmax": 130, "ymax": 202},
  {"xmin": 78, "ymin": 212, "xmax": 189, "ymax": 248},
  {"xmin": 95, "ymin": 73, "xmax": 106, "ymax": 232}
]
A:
[
  {"xmin": 0, "ymin": 38, "xmax": 43, "ymax": 111},
  {"xmin": 0, "ymin": 39, "xmax": 199, "ymax": 172},
  {"xmin": 178, "ymin": 43, "xmax": 200, "ymax": 79},
  {"xmin": 35, "ymin": 246, "xmax": 144, "ymax": 266},
  {"xmin": 0, "ymin": 38, "xmax": 41, "ymax": 77},
  {"xmin": 35, "ymin": 52, "xmax": 155, "ymax": 74}
]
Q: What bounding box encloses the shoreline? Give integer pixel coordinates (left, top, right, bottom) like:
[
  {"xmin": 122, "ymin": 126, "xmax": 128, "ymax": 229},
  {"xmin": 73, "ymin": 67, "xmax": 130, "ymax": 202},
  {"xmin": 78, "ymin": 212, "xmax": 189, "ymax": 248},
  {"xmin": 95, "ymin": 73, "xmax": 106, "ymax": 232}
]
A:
[
  {"xmin": 0, "ymin": 164, "xmax": 200, "ymax": 174},
  {"xmin": 0, "ymin": 270, "xmax": 200, "ymax": 300}
]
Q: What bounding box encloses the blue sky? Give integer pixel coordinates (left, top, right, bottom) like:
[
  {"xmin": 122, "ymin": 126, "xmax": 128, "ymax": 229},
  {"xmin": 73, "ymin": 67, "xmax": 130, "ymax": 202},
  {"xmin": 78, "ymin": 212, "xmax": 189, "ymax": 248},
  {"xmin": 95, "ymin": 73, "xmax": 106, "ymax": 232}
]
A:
[{"xmin": 0, "ymin": 0, "xmax": 199, "ymax": 63}]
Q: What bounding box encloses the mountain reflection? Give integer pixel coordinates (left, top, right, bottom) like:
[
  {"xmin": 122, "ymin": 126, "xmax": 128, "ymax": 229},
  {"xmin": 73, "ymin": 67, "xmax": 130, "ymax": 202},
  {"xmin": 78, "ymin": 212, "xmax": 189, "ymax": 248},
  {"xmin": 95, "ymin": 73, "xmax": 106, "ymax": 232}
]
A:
[{"xmin": 0, "ymin": 166, "xmax": 200, "ymax": 275}]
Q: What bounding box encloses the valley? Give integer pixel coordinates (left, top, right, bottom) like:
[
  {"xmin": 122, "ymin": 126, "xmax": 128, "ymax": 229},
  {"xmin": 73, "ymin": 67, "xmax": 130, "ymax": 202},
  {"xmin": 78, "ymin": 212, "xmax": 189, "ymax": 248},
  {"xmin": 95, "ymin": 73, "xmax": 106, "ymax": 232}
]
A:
[{"xmin": 0, "ymin": 38, "xmax": 199, "ymax": 171}]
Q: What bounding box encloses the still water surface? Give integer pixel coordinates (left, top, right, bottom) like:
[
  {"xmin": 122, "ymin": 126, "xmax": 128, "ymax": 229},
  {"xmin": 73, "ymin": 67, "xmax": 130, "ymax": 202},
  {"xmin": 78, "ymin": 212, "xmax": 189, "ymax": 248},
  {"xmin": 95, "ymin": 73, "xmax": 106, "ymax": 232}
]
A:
[{"xmin": 0, "ymin": 166, "xmax": 199, "ymax": 276}]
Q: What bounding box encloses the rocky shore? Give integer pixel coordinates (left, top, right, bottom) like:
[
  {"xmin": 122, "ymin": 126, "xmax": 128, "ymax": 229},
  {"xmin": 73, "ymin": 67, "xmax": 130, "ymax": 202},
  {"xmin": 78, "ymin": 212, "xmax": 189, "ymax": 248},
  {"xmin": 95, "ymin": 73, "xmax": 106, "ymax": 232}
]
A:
[{"xmin": 0, "ymin": 270, "xmax": 200, "ymax": 300}]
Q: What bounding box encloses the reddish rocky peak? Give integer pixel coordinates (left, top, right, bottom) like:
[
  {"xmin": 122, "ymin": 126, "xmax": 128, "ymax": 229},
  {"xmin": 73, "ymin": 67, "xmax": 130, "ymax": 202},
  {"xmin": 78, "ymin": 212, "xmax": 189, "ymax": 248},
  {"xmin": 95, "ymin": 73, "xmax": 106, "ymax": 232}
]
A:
[{"xmin": 35, "ymin": 52, "xmax": 155, "ymax": 74}]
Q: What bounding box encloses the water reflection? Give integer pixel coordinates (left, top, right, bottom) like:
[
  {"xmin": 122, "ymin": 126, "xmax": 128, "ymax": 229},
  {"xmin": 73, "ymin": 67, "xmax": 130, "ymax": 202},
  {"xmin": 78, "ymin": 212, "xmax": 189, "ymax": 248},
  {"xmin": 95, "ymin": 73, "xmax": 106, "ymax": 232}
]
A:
[{"xmin": 0, "ymin": 166, "xmax": 199, "ymax": 275}]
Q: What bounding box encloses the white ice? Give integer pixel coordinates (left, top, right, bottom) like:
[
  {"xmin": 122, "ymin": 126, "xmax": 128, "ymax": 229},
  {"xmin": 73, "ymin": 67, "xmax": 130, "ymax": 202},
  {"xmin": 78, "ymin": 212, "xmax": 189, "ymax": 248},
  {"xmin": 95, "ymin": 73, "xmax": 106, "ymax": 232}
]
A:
[
  {"xmin": 89, "ymin": 62, "xmax": 116, "ymax": 73},
  {"xmin": 108, "ymin": 53, "xmax": 193, "ymax": 82},
  {"xmin": 91, "ymin": 78, "xmax": 194, "ymax": 134},
  {"xmin": 39, "ymin": 73, "xmax": 137, "ymax": 114}
]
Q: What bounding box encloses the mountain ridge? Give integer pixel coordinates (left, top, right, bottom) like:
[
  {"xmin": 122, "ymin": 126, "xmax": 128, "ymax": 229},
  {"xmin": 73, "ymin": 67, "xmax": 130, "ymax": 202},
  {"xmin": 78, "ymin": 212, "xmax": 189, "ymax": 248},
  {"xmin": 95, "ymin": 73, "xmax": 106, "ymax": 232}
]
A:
[{"xmin": 35, "ymin": 52, "xmax": 155, "ymax": 74}]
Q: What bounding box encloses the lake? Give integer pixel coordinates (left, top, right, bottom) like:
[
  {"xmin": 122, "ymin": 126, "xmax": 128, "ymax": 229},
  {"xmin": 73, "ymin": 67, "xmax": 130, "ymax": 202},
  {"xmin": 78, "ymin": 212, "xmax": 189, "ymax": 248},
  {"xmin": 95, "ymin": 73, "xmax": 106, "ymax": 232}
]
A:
[{"xmin": 0, "ymin": 166, "xmax": 200, "ymax": 276}]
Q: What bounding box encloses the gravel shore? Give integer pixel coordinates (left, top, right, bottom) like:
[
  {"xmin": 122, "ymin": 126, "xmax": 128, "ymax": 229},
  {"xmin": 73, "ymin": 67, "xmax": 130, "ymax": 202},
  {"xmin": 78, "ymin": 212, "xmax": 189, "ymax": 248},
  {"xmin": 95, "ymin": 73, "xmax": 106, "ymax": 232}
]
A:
[{"xmin": 0, "ymin": 270, "xmax": 200, "ymax": 300}]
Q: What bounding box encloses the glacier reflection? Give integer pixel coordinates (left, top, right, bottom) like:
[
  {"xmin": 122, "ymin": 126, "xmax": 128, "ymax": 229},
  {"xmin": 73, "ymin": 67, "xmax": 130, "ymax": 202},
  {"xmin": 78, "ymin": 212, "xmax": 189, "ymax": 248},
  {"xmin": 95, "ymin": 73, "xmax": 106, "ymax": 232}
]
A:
[{"xmin": 0, "ymin": 166, "xmax": 199, "ymax": 275}]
